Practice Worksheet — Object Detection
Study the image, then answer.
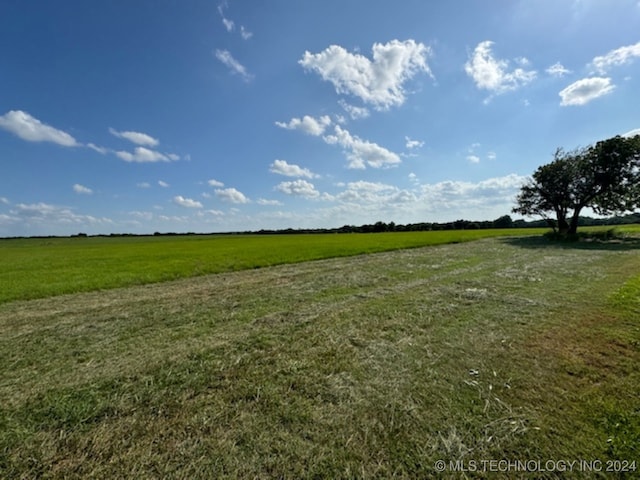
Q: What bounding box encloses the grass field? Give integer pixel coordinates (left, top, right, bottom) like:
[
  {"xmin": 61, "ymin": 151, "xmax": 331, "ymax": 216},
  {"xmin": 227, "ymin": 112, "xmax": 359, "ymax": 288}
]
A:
[
  {"xmin": 1, "ymin": 230, "xmax": 639, "ymax": 478},
  {"xmin": 0, "ymin": 228, "xmax": 554, "ymax": 304}
]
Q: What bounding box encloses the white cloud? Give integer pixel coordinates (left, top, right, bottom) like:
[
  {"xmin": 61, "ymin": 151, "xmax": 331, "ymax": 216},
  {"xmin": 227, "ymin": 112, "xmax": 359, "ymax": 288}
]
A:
[
  {"xmin": 420, "ymin": 174, "xmax": 527, "ymax": 211},
  {"xmin": 275, "ymin": 180, "xmax": 320, "ymax": 199},
  {"xmin": 559, "ymin": 77, "xmax": 615, "ymax": 106},
  {"xmin": 0, "ymin": 110, "xmax": 78, "ymax": 147},
  {"xmin": 323, "ymin": 125, "xmax": 401, "ymax": 169},
  {"xmin": 215, "ymin": 49, "xmax": 253, "ymax": 82},
  {"xmin": 208, "ymin": 178, "xmax": 225, "ymax": 187},
  {"xmin": 240, "ymin": 26, "xmax": 253, "ymax": 40},
  {"xmin": 466, "ymin": 155, "xmax": 480, "ymax": 164},
  {"xmin": 465, "ymin": 41, "xmax": 537, "ymax": 95},
  {"xmin": 173, "ymin": 196, "xmax": 203, "ymax": 208},
  {"xmin": 73, "ymin": 184, "xmax": 93, "ymax": 195},
  {"xmin": 336, "ymin": 181, "xmax": 416, "ymax": 205},
  {"xmin": 275, "ymin": 115, "xmax": 332, "ymax": 136},
  {"xmin": 338, "ymin": 100, "xmax": 370, "ymax": 120},
  {"xmin": 115, "ymin": 147, "xmax": 176, "ymax": 163},
  {"xmin": 590, "ymin": 41, "xmax": 640, "ymax": 74},
  {"xmin": 87, "ymin": 143, "xmax": 108, "ymax": 154},
  {"xmin": 623, "ymin": 128, "xmax": 640, "ymax": 138},
  {"xmin": 218, "ymin": 3, "xmax": 234, "ymax": 31},
  {"xmin": 257, "ymin": 198, "xmax": 283, "ymax": 206},
  {"xmin": 269, "ymin": 159, "xmax": 319, "ymax": 178},
  {"xmin": 546, "ymin": 62, "xmax": 571, "ymax": 77},
  {"xmin": 405, "ymin": 136, "xmax": 424, "ymax": 149},
  {"xmin": 218, "ymin": 3, "xmax": 252, "ymax": 39},
  {"xmin": 137, "ymin": 182, "xmax": 151, "ymax": 189},
  {"xmin": 0, "ymin": 197, "xmax": 10, "ymax": 204},
  {"xmin": 215, "ymin": 187, "xmax": 250, "ymax": 204},
  {"xmin": 158, "ymin": 180, "xmax": 169, "ymax": 188},
  {"xmin": 299, "ymin": 39, "xmax": 432, "ymax": 110},
  {"xmin": 222, "ymin": 17, "xmax": 234, "ymax": 31},
  {"xmin": 9, "ymin": 202, "xmax": 111, "ymax": 227},
  {"xmin": 109, "ymin": 127, "xmax": 159, "ymax": 147}
]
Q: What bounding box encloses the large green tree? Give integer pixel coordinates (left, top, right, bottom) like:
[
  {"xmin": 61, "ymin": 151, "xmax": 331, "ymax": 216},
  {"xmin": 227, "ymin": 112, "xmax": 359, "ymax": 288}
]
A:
[{"xmin": 513, "ymin": 135, "xmax": 640, "ymax": 235}]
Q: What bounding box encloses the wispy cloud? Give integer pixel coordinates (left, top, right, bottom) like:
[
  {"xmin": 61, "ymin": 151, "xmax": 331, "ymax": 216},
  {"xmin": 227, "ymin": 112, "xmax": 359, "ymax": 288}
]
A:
[
  {"xmin": 300, "ymin": 39, "xmax": 432, "ymax": 110},
  {"xmin": 590, "ymin": 41, "xmax": 640, "ymax": 74},
  {"xmin": 0, "ymin": 110, "xmax": 78, "ymax": 147},
  {"xmin": 405, "ymin": 136, "xmax": 424, "ymax": 149},
  {"xmin": 218, "ymin": 2, "xmax": 252, "ymax": 39},
  {"xmin": 109, "ymin": 127, "xmax": 159, "ymax": 147},
  {"xmin": 546, "ymin": 62, "xmax": 571, "ymax": 77},
  {"xmin": 115, "ymin": 147, "xmax": 179, "ymax": 163},
  {"xmin": 338, "ymin": 100, "xmax": 370, "ymax": 120},
  {"xmin": 215, "ymin": 49, "xmax": 253, "ymax": 82}
]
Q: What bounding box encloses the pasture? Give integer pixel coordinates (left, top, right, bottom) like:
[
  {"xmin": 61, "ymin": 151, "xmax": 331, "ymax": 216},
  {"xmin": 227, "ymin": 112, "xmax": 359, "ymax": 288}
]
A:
[
  {"xmin": 1, "ymin": 229, "xmax": 639, "ymax": 478},
  {"xmin": 0, "ymin": 228, "xmax": 550, "ymax": 304}
]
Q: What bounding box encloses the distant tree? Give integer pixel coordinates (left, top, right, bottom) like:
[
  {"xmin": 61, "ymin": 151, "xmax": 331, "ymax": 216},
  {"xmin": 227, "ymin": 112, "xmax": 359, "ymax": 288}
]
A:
[
  {"xmin": 513, "ymin": 135, "xmax": 640, "ymax": 235},
  {"xmin": 493, "ymin": 215, "xmax": 514, "ymax": 229}
]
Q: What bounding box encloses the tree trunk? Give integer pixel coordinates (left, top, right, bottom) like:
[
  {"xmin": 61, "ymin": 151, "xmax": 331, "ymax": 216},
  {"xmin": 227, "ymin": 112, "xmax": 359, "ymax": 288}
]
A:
[
  {"xmin": 556, "ymin": 212, "xmax": 570, "ymax": 235},
  {"xmin": 568, "ymin": 210, "xmax": 581, "ymax": 235}
]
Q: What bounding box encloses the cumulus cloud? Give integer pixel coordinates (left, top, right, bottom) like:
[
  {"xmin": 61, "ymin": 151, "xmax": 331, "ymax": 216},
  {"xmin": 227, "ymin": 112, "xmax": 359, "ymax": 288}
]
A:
[
  {"xmin": 0, "ymin": 110, "xmax": 78, "ymax": 146},
  {"xmin": 590, "ymin": 41, "xmax": 640, "ymax": 74},
  {"xmin": 173, "ymin": 196, "xmax": 203, "ymax": 208},
  {"xmin": 420, "ymin": 174, "xmax": 527, "ymax": 213},
  {"xmin": 299, "ymin": 39, "xmax": 432, "ymax": 110},
  {"xmin": 73, "ymin": 184, "xmax": 93, "ymax": 195},
  {"xmin": 158, "ymin": 180, "xmax": 169, "ymax": 188},
  {"xmin": 115, "ymin": 147, "xmax": 177, "ymax": 163},
  {"xmin": 137, "ymin": 182, "xmax": 151, "ymax": 189},
  {"xmin": 275, "ymin": 115, "xmax": 332, "ymax": 136},
  {"xmin": 545, "ymin": 62, "xmax": 571, "ymax": 77},
  {"xmin": 208, "ymin": 178, "xmax": 225, "ymax": 187},
  {"xmin": 559, "ymin": 77, "xmax": 615, "ymax": 106},
  {"xmin": 466, "ymin": 155, "xmax": 480, "ymax": 164},
  {"xmin": 465, "ymin": 41, "xmax": 536, "ymax": 96},
  {"xmin": 323, "ymin": 125, "xmax": 401, "ymax": 169},
  {"xmin": 269, "ymin": 159, "xmax": 319, "ymax": 178},
  {"xmin": 275, "ymin": 179, "xmax": 321, "ymax": 199},
  {"xmin": 215, "ymin": 187, "xmax": 250, "ymax": 204},
  {"xmin": 109, "ymin": 127, "xmax": 159, "ymax": 147},
  {"xmin": 215, "ymin": 49, "xmax": 253, "ymax": 82}
]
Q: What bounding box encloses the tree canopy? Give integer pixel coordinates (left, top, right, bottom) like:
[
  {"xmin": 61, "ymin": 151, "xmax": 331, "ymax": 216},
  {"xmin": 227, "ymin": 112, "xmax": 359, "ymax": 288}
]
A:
[{"xmin": 513, "ymin": 135, "xmax": 640, "ymax": 235}]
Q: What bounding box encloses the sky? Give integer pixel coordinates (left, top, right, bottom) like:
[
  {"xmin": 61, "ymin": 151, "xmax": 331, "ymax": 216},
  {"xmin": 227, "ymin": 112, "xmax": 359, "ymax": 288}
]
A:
[{"xmin": 1, "ymin": 0, "xmax": 640, "ymax": 236}]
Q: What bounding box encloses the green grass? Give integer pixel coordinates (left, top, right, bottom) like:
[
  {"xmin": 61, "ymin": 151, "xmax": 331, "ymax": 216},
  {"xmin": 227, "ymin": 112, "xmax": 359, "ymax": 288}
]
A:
[
  {"xmin": 1, "ymin": 233, "xmax": 639, "ymax": 478},
  {"xmin": 0, "ymin": 228, "xmax": 552, "ymax": 304}
]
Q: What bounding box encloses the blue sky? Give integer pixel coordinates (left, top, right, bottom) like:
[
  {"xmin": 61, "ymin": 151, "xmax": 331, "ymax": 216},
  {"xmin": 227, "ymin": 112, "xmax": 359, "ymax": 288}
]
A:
[{"xmin": 1, "ymin": 0, "xmax": 639, "ymax": 236}]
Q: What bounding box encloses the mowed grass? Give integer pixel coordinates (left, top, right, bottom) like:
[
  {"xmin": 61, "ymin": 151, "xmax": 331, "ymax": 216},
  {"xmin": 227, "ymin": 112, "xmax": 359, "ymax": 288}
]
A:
[
  {"xmin": 1, "ymin": 233, "xmax": 639, "ymax": 478},
  {"xmin": 0, "ymin": 228, "xmax": 552, "ymax": 304}
]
